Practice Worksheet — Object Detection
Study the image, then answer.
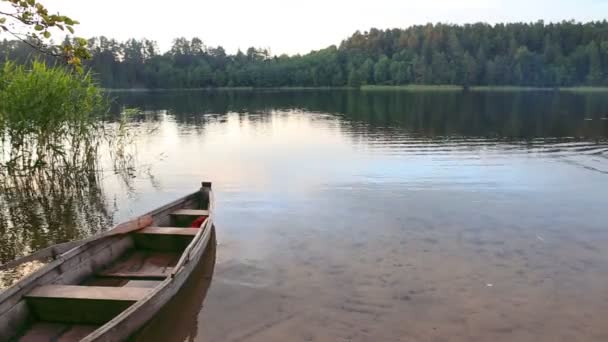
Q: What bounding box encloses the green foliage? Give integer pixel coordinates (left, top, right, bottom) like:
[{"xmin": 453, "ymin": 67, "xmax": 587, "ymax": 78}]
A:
[
  {"xmin": 0, "ymin": 61, "xmax": 106, "ymax": 171},
  {"xmin": 4, "ymin": 21, "xmax": 608, "ymax": 88},
  {"xmin": 587, "ymin": 41, "xmax": 603, "ymax": 85},
  {"xmin": 374, "ymin": 55, "xmax": 390, "ymax": 84},
  {"xmin": 0, "ymin": 0, "xmax": 89, "ymax": 68},
  {"xmin": 347, "ymin": 68, "xmax": 362, "ymax": 87}
]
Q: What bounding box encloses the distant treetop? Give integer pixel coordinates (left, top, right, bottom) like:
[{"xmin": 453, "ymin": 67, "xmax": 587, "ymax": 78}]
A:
[{"xmin": 3, "ymin": 20, "xmax": 608, "ymax": 87}]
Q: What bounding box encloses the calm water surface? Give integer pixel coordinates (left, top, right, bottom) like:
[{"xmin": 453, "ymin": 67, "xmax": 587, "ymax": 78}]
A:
[{"xmin": 4, "ymin": 89, "xmax": 608, "ymax": 341}]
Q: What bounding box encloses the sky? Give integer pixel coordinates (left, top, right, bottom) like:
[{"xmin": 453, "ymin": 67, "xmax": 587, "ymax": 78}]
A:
[{"xmin": 43, "ymin": 0, "xmax": 608, "ymax": 55}]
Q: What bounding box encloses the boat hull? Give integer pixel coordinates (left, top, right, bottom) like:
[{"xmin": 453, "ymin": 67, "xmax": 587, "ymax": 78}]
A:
[{"xmin": 0, "ymin": 182, "xmax": 215, "ymax": 341}]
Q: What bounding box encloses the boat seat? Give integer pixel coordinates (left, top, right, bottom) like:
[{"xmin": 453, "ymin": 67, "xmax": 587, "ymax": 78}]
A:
[
  {"xmin": 25, "ymin": 285, "xmax": 151, "ymax": 324},
  {"xmin": 169, "ymin": 209, "xmax": 209, "ymax": 229},
  {"xmin": 133, "ymin": 227, "xmax": 199, "ymax": 252},
  {"xmin": 136, "ymin": 226, "xmax": 199, "ymax": 236},
  {"xmin": 96, "ymin": 270, "xmax": 169, "ymax": 279},
  {"xmin": 170, "ymin": 209, "xmax": 209, "ymax": 217}
]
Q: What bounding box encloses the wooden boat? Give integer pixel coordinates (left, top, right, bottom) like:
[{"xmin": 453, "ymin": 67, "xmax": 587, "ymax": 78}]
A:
[
  {"xmin": 133, "ymin": 229, "xmax": 216, "ymax": 341},
  {"xmin": 0, "ymin": 182, "xmax": 215, "ymax": 342}
]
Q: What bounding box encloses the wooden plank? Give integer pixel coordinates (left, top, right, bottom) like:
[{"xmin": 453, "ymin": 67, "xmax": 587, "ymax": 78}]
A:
[
  {"xmin": 0, "ymin": 300, "xmax": 31, "ymax": 342},
  {"xmin": 0, "ymin": 216, "xmax": 152, "ymax": 272},
  {"xmin": 26, "ymin": 285, "xmax": 151, "ymax": 302},
  {"xmin": 27, "ymin": 297, "xmax": 135, "ymax": 325},
  {"xmin": 0, "ymin": 187, "xmax": 200, "ymax": 273},
  {"xmin": 169, "ymin": 209, "xmax": 208, "ymax": 228},
  {"xmin": 96, "ymin": 272, "xmax": 168, "ymax": 280},
  {"xmin": 134, "ymin": 232, "xmax": 194, "ymax": 252},
  {"xmin": 26, "ymin": 285, "xmax": 151, "ymax": 325},
  {"xmin": 170, "ymin": 209, "xmax": 209, "ymax": 217},
  {"xmin": 96, "ymin": 251, "xmax": 178, "ymax": 279},
  {"xmin": 136, "ymin": 227, "xmax": 199, "ymax": 236},
  {"xmin": 18, "ymin": 322, "xmax": 99, "ymax": 342},
  {"xmin": 105, "ymin": 215, "xmax": 153, "ymax": 236},
  {"xmin": 81, "ymin": 223, "xmax": 215, "ymax": 342},
  {"xmin": 148, "ymin": 191, "xmax": 202, "ymax": 227},
  {"xmin": 0, "ymin": 184, "xmax": 211, "ymax": 340},
  {"xmin": 133, "ymin": 232, "xmax": 216, "ymax": 342},
  {"xmin": 171, "ymin": 219, "xmax": 211, "ymax": 278},
  {"xmin": 56, "ymin": 235, "xmax": 134, "ymax": 286},
  {"xmin": 0, "ymin": 235, "xmax": 131, "ymax": 318},
  {"xmin": 83, "ymin": 277, "xmax": 162, "ymax": 289}
]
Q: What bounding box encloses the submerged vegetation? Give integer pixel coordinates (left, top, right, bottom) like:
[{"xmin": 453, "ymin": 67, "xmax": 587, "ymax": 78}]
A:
[
  {"xmin": 4, "ymin": 21, "xmax": 608, "ymax": 88},
  {"xmin": 0, "ymin": 61, "xmax": 107, "ymax": 263},
  {"xmin": 0, "ymin": 1, "xmax": 148, "ymax": 264},
  {"xmin": 0, "ymin": 61, "xmax": 106, "ymax": 172},
  {"xmin": 0, "ymin": 60, "xmax": 144, "ymax": 263}
]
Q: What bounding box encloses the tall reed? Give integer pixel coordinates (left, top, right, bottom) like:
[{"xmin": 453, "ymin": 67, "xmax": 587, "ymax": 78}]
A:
[
  {"xmin": 0, "ymin": 61, "xmax": 135, "ymax": 263},
  {"xmin": 0, "ymin": 61, "xmax": 106, "ymax": 173}
]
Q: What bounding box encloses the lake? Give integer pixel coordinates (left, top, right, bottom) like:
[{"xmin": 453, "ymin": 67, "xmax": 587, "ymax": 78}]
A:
[{"xmin": 3, "ymin": 89, "xmax": 608, "ymax": 341}]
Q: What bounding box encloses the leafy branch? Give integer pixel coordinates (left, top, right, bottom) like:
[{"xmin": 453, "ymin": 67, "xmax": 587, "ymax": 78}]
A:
[{"xmin": 0, "ymin": 0, "xmax": 89, "ymax": 69}]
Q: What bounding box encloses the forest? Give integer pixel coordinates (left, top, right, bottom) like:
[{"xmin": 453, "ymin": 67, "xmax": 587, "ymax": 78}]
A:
[{"xmin": 2, "ymin": 21, "xmax": 608, "ymax": 88}]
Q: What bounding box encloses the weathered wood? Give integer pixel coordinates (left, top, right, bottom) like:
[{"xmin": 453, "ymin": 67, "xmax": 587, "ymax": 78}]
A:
[
  {"xmin": 0, "ymin": 215, "xmax": 152, "ymax": 272},
  {"xmin": 56, "ymin": 235, "xmax": 134, "ymax": 286},
  {"xmin": 81, "ymin": 224, "xmax": 214, "ymax": 342},
  {"xmin": 26, "ymin": 285, "xmax": 151, "ymax": 302},
  {"xmin": 0, "ymin": 236, "xmax": 132, "ymax": 342},
  {"xmin": 137, "ymin": 227, "xmax": 199, "ymax": 236},
  {"xmin": 170, "ymin": 209, "xmax": 209, "ymax": 217},
  {"xmin": 82, "ymin": 277, "xmax": 162, "ymax": 289},
  {"xmin": 107, "ymin": 215, "xmax": 154, "ymax": 236},
  {"xmin": 0, "ymin": 235, "xmax": 129, "ymax": 319},
  {"xmin": 171, "ymin": 219, "xmax": 211, "ymax": 278},
  {"xmin": 18, "ymin": 322, "xmax": 98, "ymax": 342},
  {"xmin": 0, "ymin": 182, "xmax": 214, "ymax": 341},
  {"xmin": 96, "ymin": 250, "xmax": 178, "ymax": 279},
  {"xmin": 169, "ymin": 209, "xmax": 208, "ymax": 228},
  {"xmin": 26, "ymin": 285, "xmax": 151, "ymax": 325},
  {"xmin": 133, "ymin": 232, "xmax": 194, "ymax": 252},
  {"xmin": 96, "ymin": 272, "xmax": 168, "ymax": 280},
  {"xmin": 148, "ymin": 191, "xmax": 201, "ymax": 227},
  {"xmin": 27, "ymin": 299, "xmax": 134, "ymax": 326},
  {"xmin": 0, "ymin": 300, "xmax": 32, "ymax": 342},
  {"xmin": 133, "ymin": 232, "xmax": 216, "ymax": 342},
  {"xmin": 133, "ymin": 226, "xmax": 199, "ymax": 252}
]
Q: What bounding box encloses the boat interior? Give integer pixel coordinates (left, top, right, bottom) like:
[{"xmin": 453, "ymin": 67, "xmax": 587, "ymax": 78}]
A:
[{"xmin": 9, "ymin": 196, "xmax": 210, "ymax": 341}]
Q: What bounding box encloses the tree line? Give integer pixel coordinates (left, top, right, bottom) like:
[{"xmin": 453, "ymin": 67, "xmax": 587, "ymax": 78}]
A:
[{"xmin": 2, "ymin": 21, "xmax": 608, "ymax": 88}]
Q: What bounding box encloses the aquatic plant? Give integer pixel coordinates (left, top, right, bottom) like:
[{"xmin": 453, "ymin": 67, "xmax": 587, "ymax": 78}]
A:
[
  {"xmin": 0, "ymin": 61, "xmax": 152, "ymax": 263},
  {"xmin": 0, "ymin": 60, "xmax": 106, "ymax": 173}
]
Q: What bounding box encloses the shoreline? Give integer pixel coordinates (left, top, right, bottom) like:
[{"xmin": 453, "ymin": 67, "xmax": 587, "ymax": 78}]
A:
[
  {"xmin": 360, "ymin": 85, "xmax": 608, "ymax": 92},
  {"xmin": 102, "ymin": 85, "xmax": 608, "ymax": 93},
  {"xmin": 102, "ymin": 86, "xmax": 355, "ymax": 92}
]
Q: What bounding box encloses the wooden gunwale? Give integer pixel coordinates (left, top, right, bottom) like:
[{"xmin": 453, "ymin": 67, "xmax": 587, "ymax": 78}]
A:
[
  {"xmin": 0, "ymin": 183, "xmax": 214, "ymax": 341},
  {"xmin": 81, "ymin": 220, "xmax": 213, "ymax": 341}
]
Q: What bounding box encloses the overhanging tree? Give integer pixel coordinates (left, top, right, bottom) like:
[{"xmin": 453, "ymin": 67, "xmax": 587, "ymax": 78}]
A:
[{"xmin": 0, "ymin": 0, "xmax": 88, "ymax": 68}]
